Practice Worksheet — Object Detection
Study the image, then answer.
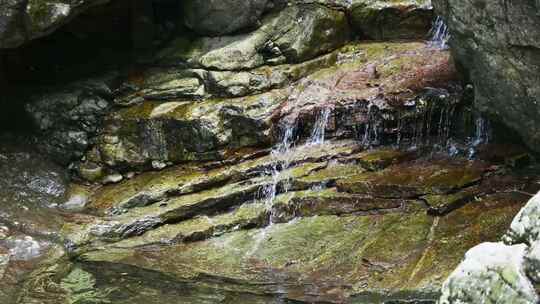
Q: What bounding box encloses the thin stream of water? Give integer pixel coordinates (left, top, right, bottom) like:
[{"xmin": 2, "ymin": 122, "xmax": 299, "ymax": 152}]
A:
[
  {"xmin": 428, "ymin": 16, "xmax": 451, "ymax": 49},
  {"xmin": 247, "ymin": 108, "xmax": 331, "ymax": 257}
]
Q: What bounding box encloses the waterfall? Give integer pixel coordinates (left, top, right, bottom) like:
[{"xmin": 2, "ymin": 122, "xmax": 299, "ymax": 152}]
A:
[
  {"xmin": 360, "ymin": 104, "xmax": 382, "ymax": 148},
  {"xmin": 307, "ymin": 108, "xmax": 331, "ymax": 146},
  {"xmin": 472, "ymin": 116, "xmax": 490, "ymax": 146},
  {"xmin": 467, "ymin": 115, "xmax": 491, "ymax": 159},
  {"xmin": 247, "ymin": 108, "xmax": 331, "ymax": 257},
  {"xmin": 261, "ymin": 107, "xmax": 331, "ymax": 210},
  {"xmin": 428, "ymin": 16, "xmax": 451, "ymax": 49}
]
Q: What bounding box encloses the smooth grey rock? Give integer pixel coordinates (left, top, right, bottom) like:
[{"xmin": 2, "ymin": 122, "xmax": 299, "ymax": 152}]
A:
[
  {"xmin": 433, "ymin": 0, "xmax": 540, "ymax": 153},
  {"xmin": 183, "ymin": 0, "xmax": 269, "ymax": 36}
]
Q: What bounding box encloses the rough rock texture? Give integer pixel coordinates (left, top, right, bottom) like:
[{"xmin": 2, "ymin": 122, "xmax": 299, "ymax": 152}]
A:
[
  {"xmin": 26, "ymin": 75, "xmax": 116, "ymax": 163},
  {"xmin": 439, "ymin": 242, "xmax": 538, "ymax": 304},
  {"xmin": 433, "ymin": 0, "xmax": 540, "ymax": 152},
  {"xmin": 163, "ymin": 3, "xmax": 350, "ymax": 70},
  {"xmin": 505, "ymin": 192, "xmax": 540, "ymax": 245},
  {"xmin": 0, "ymin": 0, "xmax": 110, "ymax": 49},
  {"xmin": 350, "ymin": 0, "xmax": 433, "ymax": 40},
  {"xmin": 183, "ymin": 0, "xmax": 269, "ymax": 36},
  {"xmin": 76, "ymin": 42, "xmax": 461, "ymax": 175},
  {"xmin": 439, "ymin": 191, "xmax": 540, "ymax": 303},
  {"xmin": 12, "ymin": 141, "xmax": 532, "ymax": 304},
  {"xmin": 89, "ymin": 90, "xmax": 286, "ymax": 172}
]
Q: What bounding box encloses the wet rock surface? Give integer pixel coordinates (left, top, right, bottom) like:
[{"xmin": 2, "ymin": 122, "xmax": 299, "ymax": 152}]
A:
[
  {"xmin": 2, "ymin": 1, "xmax": 540, "ymax": 303},
  {"xmin": 4, "ymin": 137, "xmax": 533, "ymax": 304},
  {"xmin": 0, "ymin": 141, "xmax": 73, "ymax": 302}
]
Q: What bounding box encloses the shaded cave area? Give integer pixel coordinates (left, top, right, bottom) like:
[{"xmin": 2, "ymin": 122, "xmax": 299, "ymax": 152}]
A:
[{"xmin": 0, "ymin": 0, "xmax": 188, "ymax": 138}]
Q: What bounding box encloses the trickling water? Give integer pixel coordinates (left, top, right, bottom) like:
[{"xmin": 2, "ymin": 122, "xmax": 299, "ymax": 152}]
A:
[
  {"xmin": 361, "ymin": 104, "xmax": 381, "ymax": 148},
  {"xmin": 248, "ymin": 108, "xmax": 331, "ymax": 257},
  {"xmin": 467, "ymin": 115, "xmax": 491, "ymax": 159},
  {"xmin": 472, "ymin": 116, "xmax": 490, "ymax": 146},
  {"xmin": 428, "ymin": 16, "xmax": 451, "ymax": 49},
  {"xmin": 307, "ymin": 108, "xmax": 331, "ymax": 146}
]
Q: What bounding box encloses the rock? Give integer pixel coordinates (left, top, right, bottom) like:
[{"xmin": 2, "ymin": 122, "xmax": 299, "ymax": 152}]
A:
[
  {"xmin": 91, "ymin": 90, "xmax": 286, "ymax": 171},
  {"xmin": 26, "ymin": 76, "xmax": 116, "ymax": 163},
  {"xmin": 161, "ymin": 3, "xmax": 350, "ymax": 71},
  {"xmin": 62, "ymin": 185, "xmax": 91, "ymax": 211},
  {"xmin": 439, "ymin": 242, "xmax": 538, "ymax": 304},
  {"xmin": 183, "ymin": 0, "xmax": 269, "ymax": 36},
  {"xmin": 102, "ymin": 173, "xmax": 123, "ymax": 184},
  {"xmin": 525, "ymin": 240, "xmax": 540, "ymax": 283},
  {"xmin": 0, "ymin": 0, "xmax": 111, "ymax": 49},
  {"xmin": 275, "ymin": 41, "xmax": 459, "ymax": 142},
  {"xmin": 77, "ymin": 191, "xmax": 526, "ymax": 304},
  {"xmin": 350, "ymin": 0, "xmax": 433, "ymax": 40},
  {"xmin": 504, "ymin": 192, "xmax": 540, "ymax": 245},
  {"xmin": 77, "ymin": 162, "xmax": 105, "ymax": 182},
  {"xmin": 433, "ymin": 0, "xmax": 540, "ymax": 153},
  {"xmin": 87, "ymin": 140, "xmax": 358, "ymax": 213},
  {"xmin": 336, "ymin": 158, "xmax": 486, "ymax": 198},
  {"xmin": 132, "ymin": 50, "xmax": 338, "ymax": 100}
]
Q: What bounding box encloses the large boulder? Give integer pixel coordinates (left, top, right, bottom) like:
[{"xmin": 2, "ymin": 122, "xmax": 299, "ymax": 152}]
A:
[
  {"xmin": 439, "ymin": 242, "xmax": 538, "ymax": 304},
  {"xmin": 182, "ymin": 0, "xmax": 269, "ymax": 36},
  {"xmin": 161, "ymin": 3, "xmax": 350, "ymax": 70},
  {"xmin": 433, "ymin": 0, "xmax": 540, "ymax": 152},
  {"xmin": 505, "ymin": 192, "xmax": 540, "ymax": 245},
  {"xmin": 0, "ymin": 0, "xmax": 110, "ymax": 49},
  {"xmin": 350, "ymin": 0, "xmax": 433, "ymax": 40}
]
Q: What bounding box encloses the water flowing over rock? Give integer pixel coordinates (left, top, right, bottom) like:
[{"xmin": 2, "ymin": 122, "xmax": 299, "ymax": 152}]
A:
[
  {"xmin": 433, "ymin": 0, "xmax": 540, "ymax": 153},
  {"xmin": 428, "ymin": 16, "xmax": 450, "ymax": 49},
  {"xmin": 1, "ymin": 1, "xmax": 540, "ymax": 303},
  {"xmin": 0, "ymin": 141, "xmax": 74, "ymax": 302}
]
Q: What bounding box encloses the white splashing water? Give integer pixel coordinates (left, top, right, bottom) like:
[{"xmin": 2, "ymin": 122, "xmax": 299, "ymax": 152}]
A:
[
  {"xmin": 307, "ymin": 108, "xmax": 331, "ymax": 146},
  {"xmin": 247, "ymin": 108, "xmax": 331, "ymax": 257},
  {"xmin": 428, "ymin": 16, "xmax": 451, "ymax": 49},
  {"xmin": 472, "ymin": 116, "xmax": 490, "ymax": 146}
]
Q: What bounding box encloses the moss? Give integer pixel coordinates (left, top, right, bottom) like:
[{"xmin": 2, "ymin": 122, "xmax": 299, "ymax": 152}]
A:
[
  {"xmin": 107, "ymin": 203, "xmax": 268, "ymax": 249},
  {"xmin": 406, "ymin": 192, "xmax": 527, "ymax": 288},
  {"xmin": 336, "ymin": 159, "xmax": 486, "ymax": 198},
  {"xmin": 61, "ymin": 267, "xmax": 115, "ymax": 303},
  {"xmin": 77, "ymin": 188, "xmax": 528, "ymax": 301},
  {"xmin": 353, "ymin": 148, "xmax": 411, "ymax": 171}
]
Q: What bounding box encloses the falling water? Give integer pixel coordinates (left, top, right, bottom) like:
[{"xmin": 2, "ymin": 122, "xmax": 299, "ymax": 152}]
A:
[
  {"xmin": 247, "ymin": 108, "xmax": 331, "ymax": 257},
  {"xmin": 307, "ymin": 108, "xmax": 331, "ymax": 146},
  {"xmin": 472, "ymin": 116, "xmax": 490, "ymax": 146},
  {"xmin": 467, "ymin": 115, "xmax": 491, "ymax": 159},
  {"xmin": 361, "ymin": 104, "xmax": 381, "ymax": 148},
  {"xmin": 428, "ymin": 16, "xmax": 451, "ymax": 49}
]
